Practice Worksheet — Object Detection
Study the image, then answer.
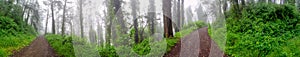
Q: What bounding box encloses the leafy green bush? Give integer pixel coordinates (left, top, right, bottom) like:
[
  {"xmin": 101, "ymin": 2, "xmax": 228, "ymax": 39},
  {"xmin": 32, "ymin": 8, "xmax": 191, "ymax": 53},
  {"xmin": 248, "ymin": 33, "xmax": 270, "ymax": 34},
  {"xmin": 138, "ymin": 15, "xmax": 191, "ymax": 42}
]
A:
[
  {"xmin": 45, "ymin": 34, "xmax": 75, "ymax": 57},
  {"xmin": 46, "ymin": 34, "xmax": 100, "ymax": 57},
  {"xmin": 226, "ymin": 3, "xmax": 300, "ymax": 57},
  {"xmin": 0, "ymin": 16, "xmax": 35, "ymax": 56},
  {"xmin": 98, "ymin": 44, "xmax": 119, "ymax": 57},
  {"xmin": 0, "ymin": 16, "xmax": 19, "ymax": 37}
]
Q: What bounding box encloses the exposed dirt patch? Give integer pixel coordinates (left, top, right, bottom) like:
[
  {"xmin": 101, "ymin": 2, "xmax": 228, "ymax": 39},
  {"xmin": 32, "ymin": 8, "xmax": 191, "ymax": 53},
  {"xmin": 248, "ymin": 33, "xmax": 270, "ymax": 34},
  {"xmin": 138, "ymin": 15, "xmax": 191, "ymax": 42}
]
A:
[
  {"xmin": 11, "ymin": 36, "xmax": 58, "ymax": 57},
  {"xmin": 164, "ymin": 27, "xmax": 226, "ymax": 57}
]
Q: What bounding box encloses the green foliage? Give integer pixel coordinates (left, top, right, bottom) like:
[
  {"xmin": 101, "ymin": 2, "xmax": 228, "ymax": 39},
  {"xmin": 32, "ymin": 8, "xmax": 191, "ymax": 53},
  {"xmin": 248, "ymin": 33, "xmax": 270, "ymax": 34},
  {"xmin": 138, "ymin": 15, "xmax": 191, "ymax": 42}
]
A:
[
  {"xmin": 208, "ymin": 25, "xmax": 226, "ymax": 51},
  {"xmin": 45, "ymin": 34, "xmax": 75, "ymax": 57},
  {"xmin": 46, "ymin": 34, "xmax": 100, "ymax": 57},
  {"xmin": 0, "ymin": 49, "xmax": 6, "ymax": 57},
  {"xmin": 0, "ymin": 17, "xmax": 19, "ymax": 36},
  {"xmin": 132, "ymin": 39, "xmax": 151, "ymax": 55},
  {"xmin": 0, "ymin": 16, "xmax": 35, "ymax": 56},
  {"xmin": 0, "ymin": 34, "xmax": 35, "ymax": 56},
  {"xmin": 98, "ymin": 44, "xmax": 119, "ymax": 57},
  {"xmin": 226, "ymin": 3, "xmax": 300, "ymax": 57}
]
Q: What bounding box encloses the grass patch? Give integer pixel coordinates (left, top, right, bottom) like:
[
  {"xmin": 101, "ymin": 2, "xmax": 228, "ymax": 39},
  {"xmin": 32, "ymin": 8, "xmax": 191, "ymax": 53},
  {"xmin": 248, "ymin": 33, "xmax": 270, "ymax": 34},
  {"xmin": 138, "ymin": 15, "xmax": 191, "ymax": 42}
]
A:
[{"xmin": 0, "ymin": 34, "xmax": 35, "ymax": 56}]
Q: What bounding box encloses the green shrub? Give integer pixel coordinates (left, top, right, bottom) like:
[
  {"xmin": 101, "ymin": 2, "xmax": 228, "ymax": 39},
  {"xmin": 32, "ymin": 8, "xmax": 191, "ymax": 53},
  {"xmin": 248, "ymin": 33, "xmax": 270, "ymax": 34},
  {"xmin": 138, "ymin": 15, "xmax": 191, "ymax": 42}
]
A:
[
  {"xmin": 45, "ymin": 34, "xmax": 75, "ymax": 57},
  {"xmin": 0, "ymin": 16, "xmax": 35, "ymax": 56},
  {"xmin": 132, "ymin": 39, "xmax": 151, "ymax": 55},
  {"xmin": 0, "ymin": 16, "xmax": 19, "ymax": 37},
  {"xmin": 46, "ymin": 34, "xmax": 100, "ymax": 57},
  {"xmin": 226, "ymin": 3, "xmax": 300, "ymax": 57},
  {"xmin": 98, "ymin": 44, "xmax": 118, "ymax": 57}
]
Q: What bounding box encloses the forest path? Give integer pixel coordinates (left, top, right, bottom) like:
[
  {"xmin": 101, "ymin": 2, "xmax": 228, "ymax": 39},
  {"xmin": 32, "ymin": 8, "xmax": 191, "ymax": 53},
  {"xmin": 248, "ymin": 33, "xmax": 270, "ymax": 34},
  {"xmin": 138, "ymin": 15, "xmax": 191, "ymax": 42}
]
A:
[
  {"xmin": 164, "ymin": 27, "xmax": 226, "ymax": 57},
  {"xmin": 12, "ymin": 36, "xmax": 58, "ymax": 57}
]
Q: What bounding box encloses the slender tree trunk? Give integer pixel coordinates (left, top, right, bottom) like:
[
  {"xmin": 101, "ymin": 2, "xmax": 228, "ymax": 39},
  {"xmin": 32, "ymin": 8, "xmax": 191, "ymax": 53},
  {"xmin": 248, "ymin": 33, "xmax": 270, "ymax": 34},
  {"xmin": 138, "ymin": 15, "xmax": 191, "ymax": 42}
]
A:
[
  {"xmin": 51, "ymin": 0, "xmax": 56, "ymax": 34},
  {"xmin": 163, "ymin": 0, "xmax": 174, "ymax": 38},
  {"xmin": 131, "ymin": 0, "xmax": 139, "ymax": 43},
  {"xmin": 79, "ymin": 0, "xmax": 84, "ymax": 38},
  {"xmin": 45, "ymin": 11, "xmax": 49, "ymax": 34},
  {"xmin": 181, "ymin": 0, "xmax": 184, "ymax": 28},
  {"xmin": 176, "ymin": 0, "xmax": 181, "ymax": 32},
  {"xmin": 62, "ymin": 0, "xmax": 67, "ymax": 36},
  {"xmin": 106, "ymin": 0, "xmax": 113, "ymax": 44},
  {"xmin": 148, "ymin": 0, "xmax": 156, "ymax": 35}
]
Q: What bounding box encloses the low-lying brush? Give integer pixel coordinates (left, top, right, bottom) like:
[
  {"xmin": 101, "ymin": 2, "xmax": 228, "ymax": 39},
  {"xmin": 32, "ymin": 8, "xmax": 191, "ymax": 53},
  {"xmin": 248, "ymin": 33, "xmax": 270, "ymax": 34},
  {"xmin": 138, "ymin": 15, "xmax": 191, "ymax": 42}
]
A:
[
  {"xmin": 0, "ymin": 16, "xmax": 36, "ymax": 57},
  {"xmin": 226, "ymin": 3, "xmax": 300, "ymax": 57}
]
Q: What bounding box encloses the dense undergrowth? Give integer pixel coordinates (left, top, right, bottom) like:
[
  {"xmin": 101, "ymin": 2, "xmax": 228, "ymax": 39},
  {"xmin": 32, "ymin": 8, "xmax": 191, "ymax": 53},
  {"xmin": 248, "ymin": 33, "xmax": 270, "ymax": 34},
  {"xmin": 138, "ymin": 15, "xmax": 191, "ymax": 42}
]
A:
[
  {"xmin": 45, "ymin": 21, "xmax": 206, "ymax": 57},
  {"xmin": 45, "ymin": 34, "xmax": 75, "ymax": 57},
  {"xmin": 0, "ymin": 16, "xmax": 36, "ymax": 56},
  {"xmin": 226, "ymin": 3, "xmax": 300, "ymax": 57}
]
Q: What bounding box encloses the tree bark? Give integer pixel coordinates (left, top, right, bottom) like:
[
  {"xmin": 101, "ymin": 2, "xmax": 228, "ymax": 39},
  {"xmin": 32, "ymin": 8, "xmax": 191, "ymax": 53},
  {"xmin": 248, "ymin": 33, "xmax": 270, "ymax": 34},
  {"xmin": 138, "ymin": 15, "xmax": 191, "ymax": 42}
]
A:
[
  {"xmin": 51, "ymin": 0, "xmax": 56, "ymax": 34},
  {"xmin": 181, "ymin": 0, "xmax": 184, "ymax": 28},
  {"xmin": 148, "ymin": 0, "xmax": 156, "ymax": 35},
  {"xmin": 176, "ymin": 0, "xmax": 181, "ymax": 32},
  {"xmin": 62, "ymin": 0, "xmax": 67, "ymax": 36},
  {"xmin": 45, "ymin": 11, "xmax": 49, "ymax": 34},
  {"xmin": 163, "ymin": 0, "xmax": 173, "ymax": 38},
  {"xmin": 131, "ymin": 0, "xmax": 139, "ymax": 43},
  {"xmin": 79, "ymin": 0, "xmax": 84, "ymax": 38}
]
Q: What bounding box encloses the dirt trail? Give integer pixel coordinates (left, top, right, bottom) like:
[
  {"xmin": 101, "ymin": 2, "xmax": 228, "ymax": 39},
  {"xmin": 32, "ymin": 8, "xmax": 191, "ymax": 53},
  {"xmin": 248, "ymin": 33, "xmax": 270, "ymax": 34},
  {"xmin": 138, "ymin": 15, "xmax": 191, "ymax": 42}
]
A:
[
  {"xmin": 164, "ymin": 27, "xmax": 226, "ymax": 57},
  {"xmin": 12, "ymin": 36, "xmax": 58, "ymax": 57}
]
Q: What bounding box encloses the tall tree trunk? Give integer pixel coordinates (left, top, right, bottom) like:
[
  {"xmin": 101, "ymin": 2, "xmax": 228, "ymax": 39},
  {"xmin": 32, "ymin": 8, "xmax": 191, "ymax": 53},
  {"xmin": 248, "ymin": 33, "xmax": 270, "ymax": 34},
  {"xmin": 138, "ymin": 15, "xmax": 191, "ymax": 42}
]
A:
[
  {"xmin": 106, "ymin": 0, "xmax": 113, "ymax": 44},
  {"xmin": 51, "ymin": 0, "xmax": 56, "ymax": 34},
  {"xmin": 172, "ymin": 0, "xmax": 178, "ymax": 32},
  {"xmin": 131, "ymin": 0, "xmax": 139, "ymax": 43},
  {"xmin": 45, "ymin": 11, "xmax": 49, "ymax": 34},
  {"xmin": 176, "ymin": 0, "xmax": 181, "ymax": 32},
  {"xmin": 62, "ymin": 0, "xmax": 67, "ymax": 36},
  {"xmin": 148, "ymin": 0, "xmax": 156, "ymax": 35},
  {"xmin": 163, "ymin": 0, "xmax": 173, "ymax": 38},
  {"xmin": 79, "ymin": 0, "xmax": 84, "ymax": 38},
  {"xmin": 181, "ymin": 0, "xmax": 184, "ymax": 28}
]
